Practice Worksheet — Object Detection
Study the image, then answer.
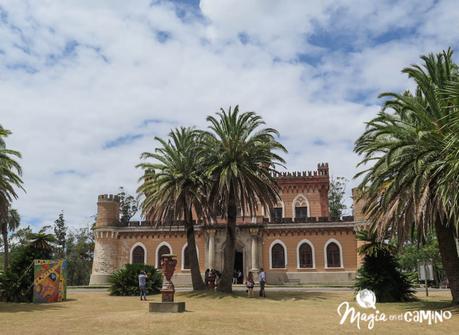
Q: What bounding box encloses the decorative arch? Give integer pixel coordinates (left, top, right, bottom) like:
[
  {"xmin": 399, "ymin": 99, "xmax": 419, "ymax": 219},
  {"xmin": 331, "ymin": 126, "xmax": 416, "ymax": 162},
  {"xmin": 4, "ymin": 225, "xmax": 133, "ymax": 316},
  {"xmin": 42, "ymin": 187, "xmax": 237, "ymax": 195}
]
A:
[
  {"xmin": 155, "ymin": 241, "xmax": 173, "ymax": 268},
  {"xmin": 296, "ymin": 239, "xmax": 315, "ymax": 269},
  {"xmin": 269, "ymin": 239, "xmax": 288, "ymax": 269},
  {"xmin": 324, "ymin": 238, "xmax": 344, "ymax": 268},
  {"xmin": 291, "ymin": 194, "xmax": 310, "ymax": 219},
  {"xmin": 181, "ymin": 243, "xmax": 200, "ymax": 271},
  {"xmin": 130, "ymin": 242, "xmax": 147, "ymax": 265}
]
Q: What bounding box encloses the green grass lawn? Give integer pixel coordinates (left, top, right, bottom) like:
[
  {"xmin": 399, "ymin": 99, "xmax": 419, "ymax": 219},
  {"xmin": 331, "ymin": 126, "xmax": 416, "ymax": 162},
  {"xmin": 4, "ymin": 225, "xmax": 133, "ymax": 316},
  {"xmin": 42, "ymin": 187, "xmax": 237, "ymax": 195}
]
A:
[{"xmin": 0, "ymin": 290, "xmax": 457, "ymax": 335}]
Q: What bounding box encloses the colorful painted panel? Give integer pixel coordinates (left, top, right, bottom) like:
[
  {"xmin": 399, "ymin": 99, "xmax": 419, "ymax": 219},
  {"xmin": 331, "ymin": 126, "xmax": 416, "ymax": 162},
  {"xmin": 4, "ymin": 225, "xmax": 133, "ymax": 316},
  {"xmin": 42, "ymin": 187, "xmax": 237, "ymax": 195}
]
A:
[{"xmin": 33, "ymin": 259, "xmax": 67, "ymax": 303}]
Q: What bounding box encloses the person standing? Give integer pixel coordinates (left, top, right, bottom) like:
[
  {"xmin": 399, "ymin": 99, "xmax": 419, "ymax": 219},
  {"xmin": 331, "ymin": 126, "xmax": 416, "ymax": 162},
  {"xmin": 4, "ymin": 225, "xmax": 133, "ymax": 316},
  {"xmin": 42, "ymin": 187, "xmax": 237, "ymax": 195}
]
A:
[
  {"xmin": 246, "ymin": 272, "xmax": 255, "ymax": 297},
  {"xmin": 258, "ymin": 268, "xmax": 266, "ymax": 297},
  {"xmin": 138, "ymin": 270, "xmax": 148, "ymax": 301}
]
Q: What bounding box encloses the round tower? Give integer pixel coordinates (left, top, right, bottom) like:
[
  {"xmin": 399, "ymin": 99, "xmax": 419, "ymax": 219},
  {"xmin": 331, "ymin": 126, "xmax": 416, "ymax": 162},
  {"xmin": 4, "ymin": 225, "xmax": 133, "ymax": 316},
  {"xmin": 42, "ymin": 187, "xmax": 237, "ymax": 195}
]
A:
[
  {"xmin": 95, "ymin": 194, "xmax": 120, "ymax": 227},
  {"xmin": 89, "ymin": 194, "xmax": 120, "ymax": 286}
]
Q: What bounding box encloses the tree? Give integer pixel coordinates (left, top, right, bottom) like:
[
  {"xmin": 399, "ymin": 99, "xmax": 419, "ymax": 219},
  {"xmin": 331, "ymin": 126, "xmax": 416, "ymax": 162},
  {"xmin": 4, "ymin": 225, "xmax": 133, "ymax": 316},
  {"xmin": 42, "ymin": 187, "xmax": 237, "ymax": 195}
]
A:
[
  {"xmin": 65, "ymin": 227, "xmax": 94, "ymax": 285},
  {"xmin": 328, "ymin": 176, "xmax": 348, "ymax": 220},
  {"xmin": 354, "ymin": 49, "xmax": 459, "ymax": 304},
  {"xmin": 355, "ymin": 229, "xmax": 415, "ymax": 302},
  {"xmin": 53, "ymin": 212, "xmax": 67, "ymax": 258},
  {"xmin": 29, "ymin": 226, "xmax": 56, "ymax": 255},
  {"xmin": 201, "ymin": 106, "xmax": 286, "ymax": 293},
  {"xmin": 0, "ymin": 126, "xmax": 24, "ymax": 269},
  {"xmin": 117, "ymin": 187, "xmax": 138, "ymax": 225},
  {"xmin": 137, "ymin": 127, "xmax": 207, "ymax": 290},
  {"xmin": 1, "ymin": 208, "xmax": 20, "ymax": 270}
]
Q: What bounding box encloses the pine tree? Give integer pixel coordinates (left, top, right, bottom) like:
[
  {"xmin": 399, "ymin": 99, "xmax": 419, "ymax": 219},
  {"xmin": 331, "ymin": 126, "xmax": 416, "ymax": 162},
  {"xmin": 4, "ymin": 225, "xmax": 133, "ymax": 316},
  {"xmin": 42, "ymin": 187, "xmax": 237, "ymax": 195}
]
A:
[
  {"xmin": 53, "ymin": 212, "xmax": 67, "ymax": 258},
  {"xmin": 328, "ymin": 176, "xmax": 348, "ymax": 220},
  {"xmin": 117, "ymin": 187, "xmax": 138, "ymax": 225}
]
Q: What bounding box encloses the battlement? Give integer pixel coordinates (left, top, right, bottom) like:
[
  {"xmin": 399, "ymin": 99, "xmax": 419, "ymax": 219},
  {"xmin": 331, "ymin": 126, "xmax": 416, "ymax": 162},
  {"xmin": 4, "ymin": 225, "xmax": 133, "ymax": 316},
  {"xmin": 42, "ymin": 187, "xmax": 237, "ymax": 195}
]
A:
[
  {"xmin": 272, "ymin": 162, "xmax": 329, "ymax": 178},
  {"xmin": 98, "ymin": 194, "xmax": 120, "ymax": 202}
]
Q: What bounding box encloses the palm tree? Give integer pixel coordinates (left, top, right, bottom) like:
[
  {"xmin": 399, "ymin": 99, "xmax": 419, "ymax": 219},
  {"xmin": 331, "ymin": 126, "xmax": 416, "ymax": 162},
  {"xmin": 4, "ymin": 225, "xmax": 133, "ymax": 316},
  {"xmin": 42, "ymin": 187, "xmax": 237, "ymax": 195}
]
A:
[
  {"xmin": 354, "ymin": 49, "xmax": 459, "ymax": 304},
  {"xmin": 201, "ymin": 106, "xmax": 286, "ymax": 293},
  {"xmin": 29, "ymin": 229, "xmax": 56, "ymax": 256},
  {"xmin": 137, "ymin": 127, "xmax": 207, "ymax": 290},
  {"xmin": 1, "ymin": 208, "xmax": 20, "ymax": 269},
  {"xmin": 0, "ymin": 125, "xmax": 24, "ymax": 269}
]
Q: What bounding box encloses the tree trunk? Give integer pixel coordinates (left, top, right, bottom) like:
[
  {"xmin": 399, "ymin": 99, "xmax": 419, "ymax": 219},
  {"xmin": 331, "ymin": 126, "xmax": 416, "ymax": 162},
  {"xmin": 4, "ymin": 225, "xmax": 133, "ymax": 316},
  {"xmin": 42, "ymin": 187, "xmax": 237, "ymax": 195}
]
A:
[
  {"xmin": 217, "ymin": 192, "xmax": 237, "ymax": 293},
  {"xmin": 184, "ymin": 206, "xmax": 205, "ymax": 291},
  {"xmin": 434, "ymin": 220, "xmax": 459, "ymax": 304},
  {"xmin": 2, "ymin": 228, "xmax": 9, "ymax": 270}
]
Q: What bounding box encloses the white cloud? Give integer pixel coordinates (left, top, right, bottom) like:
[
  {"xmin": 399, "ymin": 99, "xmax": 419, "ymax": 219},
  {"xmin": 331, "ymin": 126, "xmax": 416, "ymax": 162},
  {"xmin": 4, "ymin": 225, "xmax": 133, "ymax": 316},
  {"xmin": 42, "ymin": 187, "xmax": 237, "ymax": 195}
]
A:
[{"xmin": 0, "ymin": 0, "xmax": 457, "ymax": 228}]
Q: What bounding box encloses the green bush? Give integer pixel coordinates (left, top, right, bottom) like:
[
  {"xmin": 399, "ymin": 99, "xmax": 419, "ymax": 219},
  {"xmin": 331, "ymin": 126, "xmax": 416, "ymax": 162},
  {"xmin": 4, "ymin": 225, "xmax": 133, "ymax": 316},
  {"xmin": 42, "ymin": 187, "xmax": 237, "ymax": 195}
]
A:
[
  {"xmin": 355, "ymin": 250, "xmax": 416, "ymax": 302},
  {"xmin": 109, "ymin": 264, "xmax": 162, "ymax": 296}
]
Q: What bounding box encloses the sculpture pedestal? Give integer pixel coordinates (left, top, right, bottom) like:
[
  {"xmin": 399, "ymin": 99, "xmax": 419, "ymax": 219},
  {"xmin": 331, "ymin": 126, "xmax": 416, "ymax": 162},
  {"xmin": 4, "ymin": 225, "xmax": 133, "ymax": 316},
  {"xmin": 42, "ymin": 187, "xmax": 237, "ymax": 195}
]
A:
[{"xmin": 149, "ymin": 302, "xmax": 185, "ymax": 313}]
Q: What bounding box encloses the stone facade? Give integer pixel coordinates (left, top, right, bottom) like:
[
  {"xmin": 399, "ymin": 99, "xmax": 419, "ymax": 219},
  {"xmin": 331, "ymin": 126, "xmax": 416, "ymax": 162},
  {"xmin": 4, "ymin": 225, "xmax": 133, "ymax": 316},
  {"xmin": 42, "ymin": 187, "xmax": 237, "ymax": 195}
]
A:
[{"xmin": 89, "ymin": 163, "xmax": 364, "ymax": 286}]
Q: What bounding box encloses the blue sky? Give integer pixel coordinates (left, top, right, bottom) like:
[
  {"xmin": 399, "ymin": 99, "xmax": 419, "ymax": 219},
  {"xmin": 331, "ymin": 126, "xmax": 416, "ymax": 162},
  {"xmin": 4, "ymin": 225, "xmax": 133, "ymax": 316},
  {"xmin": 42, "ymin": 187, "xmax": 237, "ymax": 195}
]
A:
[{"xmin": 0, "ymin": 0, "xmax": 458, "ymax": 229}]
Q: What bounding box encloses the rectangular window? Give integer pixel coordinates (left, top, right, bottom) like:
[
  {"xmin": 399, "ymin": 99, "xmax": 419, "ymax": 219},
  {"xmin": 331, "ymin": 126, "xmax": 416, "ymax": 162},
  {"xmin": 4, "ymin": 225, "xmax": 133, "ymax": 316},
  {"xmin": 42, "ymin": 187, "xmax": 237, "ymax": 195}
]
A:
[
  {"xmin": 272, "ymin": 207, "xmax": 283, "ymax": 220},
  {"xmin": 295, "ymin": 206, "xmax": 308, "ymax": 219}
]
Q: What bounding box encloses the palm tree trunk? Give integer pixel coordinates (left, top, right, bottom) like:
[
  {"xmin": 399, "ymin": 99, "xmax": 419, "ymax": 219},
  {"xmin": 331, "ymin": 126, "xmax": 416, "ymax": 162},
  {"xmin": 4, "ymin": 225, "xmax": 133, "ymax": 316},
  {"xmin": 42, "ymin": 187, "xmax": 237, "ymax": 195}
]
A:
[
  {"xmin": 2, "ymin": 228, "xmax": 9, "ymax": 269},
  {"xmin": 184, "ymin": 206, "xmax": 205, "ymax": 291},
  {"xmin": 218, "ymin": 193, "xmax": 237, "ymax": 293},
  {"xmin": 434, "ymin": 220, "xmax": 459, "ymax": 304}
]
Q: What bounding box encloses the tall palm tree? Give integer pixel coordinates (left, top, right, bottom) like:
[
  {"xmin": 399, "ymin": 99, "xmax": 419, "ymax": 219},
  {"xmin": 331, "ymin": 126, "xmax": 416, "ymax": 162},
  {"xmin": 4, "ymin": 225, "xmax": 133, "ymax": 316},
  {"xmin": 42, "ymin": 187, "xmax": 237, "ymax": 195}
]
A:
[
  {"xmin": 201, "ymin": 106, "xmax": 286, "ymax": 293},
  {"xmin": 1, "ymin": 208, "xmax": 20, "ymax": 269},
  {"xmin": 137, "ymin": 127, "xmax": 207, "ymax": 290},
  {"xmin": 354, "ymin": 49, "xmax": 459, "ymax": 304},
  {"xmin": 0, "ymin": 125, "xmax": 24, "ymax": 269}
]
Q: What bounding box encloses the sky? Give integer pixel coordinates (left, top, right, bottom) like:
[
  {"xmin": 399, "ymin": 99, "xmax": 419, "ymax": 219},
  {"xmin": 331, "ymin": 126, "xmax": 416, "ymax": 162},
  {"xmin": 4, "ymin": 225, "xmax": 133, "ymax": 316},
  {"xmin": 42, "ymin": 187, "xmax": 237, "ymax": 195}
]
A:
[{"xmin": 1, "ymin": 0, "xmax": 458, "ymax": 230}]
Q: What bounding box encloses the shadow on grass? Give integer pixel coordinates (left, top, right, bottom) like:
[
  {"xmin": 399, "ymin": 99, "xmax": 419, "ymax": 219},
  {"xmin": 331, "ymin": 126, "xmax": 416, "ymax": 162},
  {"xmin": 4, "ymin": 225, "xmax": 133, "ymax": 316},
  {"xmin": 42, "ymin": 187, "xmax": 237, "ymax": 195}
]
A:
[
  {"xmin": 0, "ymin": 299, "xmax": 75, "ymax": 313},
  {"xmin": 180, "ymin": 290, "xmax": 335, "ymax": 301}
]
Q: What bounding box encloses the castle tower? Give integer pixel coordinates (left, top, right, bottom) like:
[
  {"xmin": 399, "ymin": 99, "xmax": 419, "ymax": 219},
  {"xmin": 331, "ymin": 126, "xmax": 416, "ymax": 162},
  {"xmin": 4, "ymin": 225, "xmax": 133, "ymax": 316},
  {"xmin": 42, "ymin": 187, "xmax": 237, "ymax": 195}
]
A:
[{"xmin": 89, "ymin": 194, "xmax": 120, "ymax": 286}]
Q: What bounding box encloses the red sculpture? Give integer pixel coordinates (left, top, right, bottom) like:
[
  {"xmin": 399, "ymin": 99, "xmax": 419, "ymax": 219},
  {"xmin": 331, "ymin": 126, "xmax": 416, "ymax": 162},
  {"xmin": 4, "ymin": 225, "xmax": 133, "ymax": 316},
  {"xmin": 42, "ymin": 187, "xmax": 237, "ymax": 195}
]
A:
[{"xmin": 160, "ymin": 254, "xmax": 177, "ymax": 303}]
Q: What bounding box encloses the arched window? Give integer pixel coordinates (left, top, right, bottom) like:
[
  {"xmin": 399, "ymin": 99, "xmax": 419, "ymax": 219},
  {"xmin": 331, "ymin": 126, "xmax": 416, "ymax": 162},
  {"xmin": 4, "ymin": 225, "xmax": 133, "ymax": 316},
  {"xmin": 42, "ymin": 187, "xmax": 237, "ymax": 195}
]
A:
[
  {"xmin": 157, "ymin": 245, "xmax": 171, "ymax": 267},
  {"xmin": 183, "ymin": 245, "xmax": 190, "ymax": 269},
  {"xmin": 271, "ymin": 243, "xmax": 286, "ymax": 268},
  {"xmin": 132, "ymin": 245, "xmax": 145, "ymax": 264},
  {"xmin": 293, "ymin": 195, "xmax": 309, "ymax": 219},
  {"xmin": 326, "ymin": 242, "xmax": 341, "ymax": 268},
  {"xmin": 298, "ymin": 242, "xmax": 313, "ymax": 268}
]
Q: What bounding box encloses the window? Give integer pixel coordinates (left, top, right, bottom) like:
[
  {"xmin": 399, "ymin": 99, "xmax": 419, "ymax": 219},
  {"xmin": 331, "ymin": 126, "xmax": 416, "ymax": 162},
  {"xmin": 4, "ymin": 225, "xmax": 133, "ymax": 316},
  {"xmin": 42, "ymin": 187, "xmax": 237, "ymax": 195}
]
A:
[
  {"xmin": 295, "ymin": 206, "xmax": 308, "ymax": 219},
  {"xmin": 299, "ymin": 243, "xmax": 313, "ymax": 268},
  {"xmin": 183, "ymin": 245, "xmax": 190, "ymax": 269},
  {"xmin": 157, "ymin": 245, "xmax": 171, "ymax": 267},
  {"xmin": 272, "ymin": 207, "xmax": 283, "ymax": 220},
  {"xmin": 271, "ymin": 243, "xmax": 286, "ymax": 268},
  {"xmin": 132, "ymin": 245, "xmax": 145, "ymax": 264},
  {"xmin": 326, "ymin": 242, "xmax": 341, "ymax": 268}
]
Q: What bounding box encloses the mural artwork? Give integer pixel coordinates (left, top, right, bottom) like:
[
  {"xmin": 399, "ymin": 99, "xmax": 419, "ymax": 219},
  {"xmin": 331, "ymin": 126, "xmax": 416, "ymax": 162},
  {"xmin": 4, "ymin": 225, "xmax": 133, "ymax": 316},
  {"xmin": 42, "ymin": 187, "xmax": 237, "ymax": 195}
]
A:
[{"xmin": 33, "ymin": 259, "xmax": 67, "ymax": 303}]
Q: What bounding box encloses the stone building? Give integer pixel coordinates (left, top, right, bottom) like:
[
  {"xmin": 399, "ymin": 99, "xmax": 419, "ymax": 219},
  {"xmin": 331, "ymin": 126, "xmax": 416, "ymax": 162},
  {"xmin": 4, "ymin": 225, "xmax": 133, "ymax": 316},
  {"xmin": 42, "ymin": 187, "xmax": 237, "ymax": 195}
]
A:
[{"xmin": 90, "ymin": 163, "xmax": 364, "ymax": 286}]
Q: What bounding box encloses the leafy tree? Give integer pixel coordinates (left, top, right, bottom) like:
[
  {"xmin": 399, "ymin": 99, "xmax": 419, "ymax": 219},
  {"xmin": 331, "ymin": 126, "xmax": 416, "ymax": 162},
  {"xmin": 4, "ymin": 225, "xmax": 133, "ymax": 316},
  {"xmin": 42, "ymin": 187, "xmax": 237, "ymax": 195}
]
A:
[
  {"xmin": 354, "ymin": 49, "xmax": 459, "ymax": 304},
  {"xmin": 201, "ymin": 106, "xmax": 286, "ymax": 293},
  {"xmin": 65, "ymin": 227, "xmax": 94, "ymax": 285},
  {"xmin": 0, "ymin": 208, "xmax": 20, "ymax": 270},
  {"xmin": 53, "ymin": 212, "xmax": 67, "ymax": 258},
  {"xmin": 109, "ymin": 263, "xmax": 161, "ymax": 296},
  {"xmin": 397, "ymin": 230, "xmax": 445, "ymax": 292},
  {"xmin": 137, "ymin": 127, "xmax": 207, "ymax": 290},
  {"xmin": 328, "ymin": 176, "xmax": 348, "ymax": 220},
  {"xmin": 117, "ymin": 187, "xmax": 138, "ymax": 225},
  {"xmin": 0, "ymin": 126, "xmax": 25, "ymax": 269},
  {"xmin": 355, "ymin": 229, "xmax": 415, "ymax": 302}
]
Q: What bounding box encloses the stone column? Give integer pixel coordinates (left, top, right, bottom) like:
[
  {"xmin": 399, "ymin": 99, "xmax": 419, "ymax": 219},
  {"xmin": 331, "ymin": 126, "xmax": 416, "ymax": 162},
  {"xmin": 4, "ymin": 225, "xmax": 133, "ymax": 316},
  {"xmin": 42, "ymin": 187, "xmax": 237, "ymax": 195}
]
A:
[
  {"xmin": 207, "ymin": 229, "xmax": 216, "ymax": 269},
  {"xmin": 249, "ymin": 228, "xmax": 259, "ymax": 272}
]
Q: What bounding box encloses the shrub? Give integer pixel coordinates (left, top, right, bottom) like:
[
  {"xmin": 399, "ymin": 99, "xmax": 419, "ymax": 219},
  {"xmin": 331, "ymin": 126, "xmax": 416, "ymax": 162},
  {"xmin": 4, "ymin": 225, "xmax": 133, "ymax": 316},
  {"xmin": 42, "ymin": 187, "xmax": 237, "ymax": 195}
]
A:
[
  {"xmin": 109, "ymin": 264, "xmax": 162, "ymax": 296},
  {"xmin": 355, "ymin": 250, "xmax": 416, "ymax": 302}
]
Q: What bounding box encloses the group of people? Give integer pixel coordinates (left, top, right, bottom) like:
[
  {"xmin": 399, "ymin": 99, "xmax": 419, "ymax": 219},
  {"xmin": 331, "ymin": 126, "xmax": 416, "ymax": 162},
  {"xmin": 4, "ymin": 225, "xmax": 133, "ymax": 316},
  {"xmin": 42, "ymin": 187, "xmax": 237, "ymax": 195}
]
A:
[
  {"xmin": 204, "ymin": 268, "xmax": 222, "ymax": 289},
  {"xmin": 138, "ymin": 268, "xmax": 266, "ymax": 299},
  {"xmin": 245, "ymin": 268, "xmax": 266, "ymax": 298}
]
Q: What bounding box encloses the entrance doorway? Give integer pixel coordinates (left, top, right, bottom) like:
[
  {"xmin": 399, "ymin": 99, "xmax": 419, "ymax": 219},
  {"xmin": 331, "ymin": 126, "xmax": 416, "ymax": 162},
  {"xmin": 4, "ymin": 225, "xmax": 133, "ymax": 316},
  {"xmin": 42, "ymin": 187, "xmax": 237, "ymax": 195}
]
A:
[{"xmin": 234, "ymin": 251, "xmax": 243, "ymax": 284}]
